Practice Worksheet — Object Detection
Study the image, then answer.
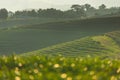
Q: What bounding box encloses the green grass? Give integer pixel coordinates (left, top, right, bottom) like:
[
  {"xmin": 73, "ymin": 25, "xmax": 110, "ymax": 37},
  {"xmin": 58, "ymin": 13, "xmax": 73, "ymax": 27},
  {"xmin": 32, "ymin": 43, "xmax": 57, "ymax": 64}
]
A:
[
  {"xmin": 20, "ymin": 16, "xmax": 120, "ymax": 31},
  {"xmin": 0, "ymin": 29, "xmax": 98, "ymax": 55},
  {"xmin": 24, "ymin": 31, "xmax": 120, "ymax": 58},
  {"xmin": 0, "ymin": 55, "xmax": 120, "ymax": 80},
  {"xmin": 0, "ymin": 17, "xmax": 120, "ymax": 80},
  {"xmin": 0, "ymin": 17, "xmax": 120, "ymax": 55},
  {"xmin": 0, "ymin": 18, "xmax": 71, "ymax": 29},
  {"xmin": 105, "ymin": 31, "xmax": 120, "ymax": 46}
]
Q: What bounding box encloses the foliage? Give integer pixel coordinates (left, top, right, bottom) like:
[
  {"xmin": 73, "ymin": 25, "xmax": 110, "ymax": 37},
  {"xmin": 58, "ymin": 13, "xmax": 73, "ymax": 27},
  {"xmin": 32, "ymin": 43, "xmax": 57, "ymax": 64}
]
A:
[
  {"xmin": 99, "ymin": 4, "xmax": 106, "ymax": 10},
  {"xmin": 0, "ymin": 8, "xmax": 8, "ymax": 19},
  {"xmin": 0, "ymin": 55, "xmax": 120, "ymax": 80},
  {"xmin": 9, "ymin": 4, "xmax": 120, "ymax": 19}
]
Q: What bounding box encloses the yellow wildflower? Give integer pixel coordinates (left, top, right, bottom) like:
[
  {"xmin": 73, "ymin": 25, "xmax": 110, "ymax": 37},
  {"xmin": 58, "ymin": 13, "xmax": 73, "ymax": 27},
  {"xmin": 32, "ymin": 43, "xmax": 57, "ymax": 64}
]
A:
[
  {"xmin": 83, "ymin": 67, "xmax": 88, "ymax": 71},
  {"xmin": 34, "ymin": 69, "xmax": 39, "ymax": 74},
  {"xmin": 29, "ymin": 75, "xmax": 34, "ymax": 80},
  {"xmin": 117, "ymin": 68, "xmax": 120, "ymax": 73},
  {"xmin": 90, "ymin": 71, "xmax": 95, "ymax": 76},
  {"xmin": 54, "ymin": 64, "xmax": 60, "ymax": 68},
  {"xmin": 111, "ymin": 76, "xmax": 117, "ymax": 80},
  {"xmin": 61, "ymin": 73, "xmax": 67, "ymax": 79},
  {"xmin": 71, "ymin": 63, "xmax": 75, "ymax": 67},
  {"xmin": 15, "ymin": 76, "xmax": 21, "ymax": 80},
  {"xmin": 67, "ymin": 77, "xmax": 72, "ymax": 80},
  {"xmin": 18, "ymin": 63, "xmax": 23, "ymax": 67}
]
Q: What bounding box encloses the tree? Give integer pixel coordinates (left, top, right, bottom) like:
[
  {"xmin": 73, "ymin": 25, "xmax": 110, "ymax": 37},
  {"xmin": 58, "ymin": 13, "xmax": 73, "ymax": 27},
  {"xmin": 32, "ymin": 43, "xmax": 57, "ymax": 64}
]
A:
[
  {"xmin": 119, "ymin": 8, "xmax": 120, "ymax": 14},
  {"xmin": 64, "ymin": 10, "xmax": 76, "ymax": 18},
  {"xmin": 29, "ymin": 9, "xmax": 37, "ymax": 17},
  {"xmin": 84, "ymin": 4, "xmax": 91, "ymax": 11},
  {"xmin": 0, "ymin": 8, "xmax": 8, "ymax": 19},
  {"xmin": 8, "ymin": 11, "xmax": 14, "ymax": 18},
  {"xmin": 71, "ymin": 4, "xmax": 86, "ymax": 17},
  {"xmin": 99, "ymin": 4, "xmax": 106, "ymax": 10}
]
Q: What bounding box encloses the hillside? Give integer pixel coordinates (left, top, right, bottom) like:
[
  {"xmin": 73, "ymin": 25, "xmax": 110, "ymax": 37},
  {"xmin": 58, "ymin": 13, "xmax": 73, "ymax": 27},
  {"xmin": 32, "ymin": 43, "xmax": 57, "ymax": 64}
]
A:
[
  {"xmin": 0, "ymin": 17, "xmax": 120, "ymax": 55},
  {"xmin": 1, "ymin": 17, "xmax": 120, "ymax": 80},
  {"xmin": 105, "ymin": 31, "xmax": 120, "ymax": 46},
  {"xmin": 0, "ymin": 18, "xmax": 69, "ymax": 29},
  {"xmin": 20, "ymin": 16, "xmax": 120, "ymax": 32},
  {"xmin": 1, "ymin": 31, "xmax": 120, "ymax": 80},
  {"xmin": 24, "ymin": 31, "xmax": 120, "ymax": 58}
]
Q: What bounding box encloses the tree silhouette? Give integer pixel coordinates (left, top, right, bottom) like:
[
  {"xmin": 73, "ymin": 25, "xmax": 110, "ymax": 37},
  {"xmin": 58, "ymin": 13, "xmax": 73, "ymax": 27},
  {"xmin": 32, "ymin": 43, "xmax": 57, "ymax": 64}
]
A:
[
  {"xmin": 84, "ymin": 4, "xmax": 91, "ymax": 11},
  {"xmin": 99, "ymin": 4, "xmax": 106, "ymax": 10},
  {"xmin": 71, "ymin": 4, "xmax": 86, "ymax": 17},
  {"xmin": 0, "ymin": 8, "xmax": 8, "ymax": 19}
]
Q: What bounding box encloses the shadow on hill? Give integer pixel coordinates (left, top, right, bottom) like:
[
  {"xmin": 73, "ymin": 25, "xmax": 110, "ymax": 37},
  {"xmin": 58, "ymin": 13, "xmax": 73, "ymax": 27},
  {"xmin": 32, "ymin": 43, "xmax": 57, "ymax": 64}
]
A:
[{"xmin": 21, "ymin": 16, "xmax": 120, "ymax": 32}]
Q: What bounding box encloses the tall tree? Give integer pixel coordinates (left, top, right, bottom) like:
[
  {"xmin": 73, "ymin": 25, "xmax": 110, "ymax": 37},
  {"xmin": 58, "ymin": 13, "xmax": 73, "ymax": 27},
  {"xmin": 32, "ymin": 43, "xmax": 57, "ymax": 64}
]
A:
[
  {"xmin": 29, "ymin": 9, "xmax": 37, "ymax": 17},
  {"xmin": 71, "ymin": 4, "xmax": 86, "ymax": 17},
  {"xmin": 84, "ymin": 4, "xmax": 91, "ymax": 11},
  {"xmin": 99, "ymin": 4, "xmax": 106, "ymax": 10},
  {"xmin": 0, "ymin": 8, "xmax": 8, "ymax": 19}
]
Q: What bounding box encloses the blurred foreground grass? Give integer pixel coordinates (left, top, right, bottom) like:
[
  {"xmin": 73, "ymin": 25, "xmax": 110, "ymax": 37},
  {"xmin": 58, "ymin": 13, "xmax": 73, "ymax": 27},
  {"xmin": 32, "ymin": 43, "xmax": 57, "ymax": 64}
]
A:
[{"xmin": 0, "ymin": 55, "xmax": 120, "ymax": 80}]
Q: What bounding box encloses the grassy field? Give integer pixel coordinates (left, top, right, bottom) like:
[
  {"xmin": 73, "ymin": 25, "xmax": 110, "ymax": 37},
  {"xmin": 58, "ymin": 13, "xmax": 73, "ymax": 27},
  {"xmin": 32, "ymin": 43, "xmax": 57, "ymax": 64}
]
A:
[
  {"xmin": 0, "ymin": 17, "xmax": 120, "ymax": 80},
  {"xmin": 105, "ymin": 31, "xmax": 120, "ymax": 46},
  {"xmin": 0, "ymin": 17, "xmax": 120, "ymax": 55},
  {"xmin": 0, "ymin": 18, "xmax": 71, "ymax": 29},
  {"xmin": 0, "ymin": 29, "xmax": 98, "ymax": 55},
  {"xmin": 0, "ymin": 55, "xmax": 120, "ymax": 80},
  {"xmin": 24, "ymin": 31, "xmax": 120, "ymax": 58}
]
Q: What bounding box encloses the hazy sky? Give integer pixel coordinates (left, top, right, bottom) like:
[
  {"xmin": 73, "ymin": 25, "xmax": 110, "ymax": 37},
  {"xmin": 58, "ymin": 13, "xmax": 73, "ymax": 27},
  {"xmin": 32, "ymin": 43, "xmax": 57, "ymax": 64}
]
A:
[{"xmin": 0, "ymin": 0, "xmax": 120, "ymax": 11}]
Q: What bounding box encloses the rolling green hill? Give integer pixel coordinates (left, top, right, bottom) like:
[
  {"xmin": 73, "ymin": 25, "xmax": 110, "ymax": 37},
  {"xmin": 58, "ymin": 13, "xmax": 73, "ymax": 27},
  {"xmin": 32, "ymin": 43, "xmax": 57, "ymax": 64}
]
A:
[
  {"xmin": 0, "ymin": 30, "xmax": 120, "ymax": 80},
  {"xmin": 1, "ymin": 31, "xmax": 120, "ymax": 80},
  {"xmin": 0, "ymin": 18, "xmax": 69, "ymax": 29},
  {"xmin": 20, "ymin": 16, "xmax": 120, "ymax": 32},
  {"xmin": 105, "ymin": 31, "xmax": 120, "ymax": 46},
  {"xmin": 0, "ymin": 17, "xmax": 120, "ymax": 80},
  {"xmin": 24, "ymin": 31, "xmax": 120, "ymax": 58},
  {"xmin": 0, "ymin": 17, "xmax": 120, "ymax": 55}
]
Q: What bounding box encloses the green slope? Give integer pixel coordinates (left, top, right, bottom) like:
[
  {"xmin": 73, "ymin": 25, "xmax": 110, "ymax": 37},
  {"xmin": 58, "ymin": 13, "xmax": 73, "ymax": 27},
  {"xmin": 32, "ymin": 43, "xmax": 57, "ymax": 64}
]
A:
[
  {"xmin": 0, "ymin": 29, "xmax": 98, "ymax": 55},
  {"xmin": 105, "ymin": 31, "xmax": 120, "ymax": 46},
  {"xmin": 24, "ymin": 31, "xmax": 120, "ymax": 58},
  {"xmin": 20, "ymin": 16, "xmax": 120, "ymax": 32},
  {"xmin": 0, "ymin": 17, "xmax": 120, "ymax": 55},
  {"xmin": 0, "ymin": 18, "xmax": 69, "ymax": 29}
]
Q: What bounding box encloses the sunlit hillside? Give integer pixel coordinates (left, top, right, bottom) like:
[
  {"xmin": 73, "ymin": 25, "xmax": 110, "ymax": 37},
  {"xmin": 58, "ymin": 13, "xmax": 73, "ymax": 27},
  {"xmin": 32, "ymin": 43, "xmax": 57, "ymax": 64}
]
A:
[{"xmin": 24, "ymin": 31, "xmax": 120, "ymax": 58}]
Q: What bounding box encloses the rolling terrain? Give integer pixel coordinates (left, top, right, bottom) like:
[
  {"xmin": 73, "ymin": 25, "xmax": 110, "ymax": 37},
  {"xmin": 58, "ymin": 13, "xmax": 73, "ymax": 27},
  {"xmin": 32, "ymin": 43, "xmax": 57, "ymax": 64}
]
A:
[
  {"xmin": 1, "ymin": 31, "xmax": 120, "ymax": 79},
  {"xmin": 0, "ymin": 17, "xmax": 120, "ymax": 80},
  {"xmin": 0, "ymin": 17, "xmax": 120, "ymax": 55},
  {"xmin": 0, "ymin": 18, "xmax": 69, "ymax": 29},
  {"xmin": 20, "ymin": 16, "xmax": 120, "ymax": 31},
  {"xmin": 25, "ymin": 30, "xmax": 120, "ymax": 58}
]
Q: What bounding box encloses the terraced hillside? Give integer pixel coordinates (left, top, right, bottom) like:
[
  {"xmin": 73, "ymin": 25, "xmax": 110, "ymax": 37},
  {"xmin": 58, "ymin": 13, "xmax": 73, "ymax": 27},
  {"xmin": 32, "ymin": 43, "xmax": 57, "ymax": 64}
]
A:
[
  {"xmin": 1, "ymin": 31, "xmax": 120, "ymax": 80},
  {"xmin": 25, "ymin": 31, "xmax": 120, "ymax": 58},
  {"xmin": 1, "ymin": 31, "xmax": 120, "ymax": 79},
  {"xmin": 105, "ymin": 31, "xmax": 120, "ymax": 46},
  {"xmin": 0, "ymin": 17, "xmax": 120, "ymax": 55},
  {"xmin": 1, "ymin": 17, "xmax": 120, "ymax": 79}
]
